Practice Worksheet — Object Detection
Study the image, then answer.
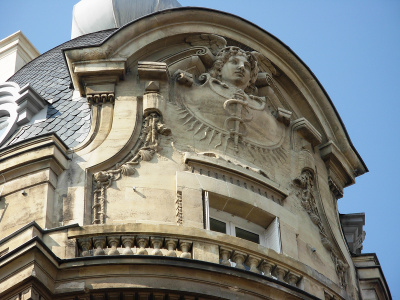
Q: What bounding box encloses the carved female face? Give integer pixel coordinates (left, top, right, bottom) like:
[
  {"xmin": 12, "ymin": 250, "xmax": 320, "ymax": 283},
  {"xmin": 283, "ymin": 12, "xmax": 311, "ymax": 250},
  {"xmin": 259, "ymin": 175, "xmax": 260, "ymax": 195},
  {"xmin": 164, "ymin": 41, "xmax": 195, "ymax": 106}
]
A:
[{"xmin": 220, "ymin": 55, "xmax": 251, "ymax": 90}]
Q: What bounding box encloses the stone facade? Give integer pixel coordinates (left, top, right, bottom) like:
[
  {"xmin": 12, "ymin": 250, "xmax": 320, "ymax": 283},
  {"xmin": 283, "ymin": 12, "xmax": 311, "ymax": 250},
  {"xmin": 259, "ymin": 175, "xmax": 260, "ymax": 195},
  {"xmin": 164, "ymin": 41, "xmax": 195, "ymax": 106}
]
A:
[{"xmin": 0, "ymin": 6, "xmax": 390, "ymax": 300}]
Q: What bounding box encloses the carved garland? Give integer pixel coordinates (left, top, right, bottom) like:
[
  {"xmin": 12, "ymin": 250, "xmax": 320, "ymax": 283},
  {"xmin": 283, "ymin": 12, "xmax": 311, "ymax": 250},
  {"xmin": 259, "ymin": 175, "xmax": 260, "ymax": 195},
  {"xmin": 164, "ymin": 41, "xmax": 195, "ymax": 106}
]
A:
[
  {"xmin": 92, "ymin": 112, "xmax": 171, "ymax": 224},
  {"xmin": 175, "ymin": 191, "xmax": 183, "ymax": 225},
  {"xmin": 293, "ymin": 170, "xmax": 348, "ymax": 287}
]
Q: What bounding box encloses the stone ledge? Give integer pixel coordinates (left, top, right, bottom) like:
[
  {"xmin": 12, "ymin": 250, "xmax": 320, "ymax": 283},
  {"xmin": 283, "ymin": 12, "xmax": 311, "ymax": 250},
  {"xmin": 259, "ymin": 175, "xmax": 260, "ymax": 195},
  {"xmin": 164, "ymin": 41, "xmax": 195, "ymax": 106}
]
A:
[
  {"xmin": 0, "ymin": 133, "xmax": 69, "ymax": 175},
  {"xmin": 184, "ymin": 152, "xmax": 288, "ymax": 198}
]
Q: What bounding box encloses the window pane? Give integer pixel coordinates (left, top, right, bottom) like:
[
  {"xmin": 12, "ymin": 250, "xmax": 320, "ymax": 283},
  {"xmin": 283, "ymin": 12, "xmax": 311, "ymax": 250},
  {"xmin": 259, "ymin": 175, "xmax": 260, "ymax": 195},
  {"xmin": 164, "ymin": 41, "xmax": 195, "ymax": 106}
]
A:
[
  {"xmin": 235, "ymin": 227, "xmax": 259, "ymax": 244},
  {"xmin": 210, "ymin": 218, "xmax": 227, "ymax": 234}
]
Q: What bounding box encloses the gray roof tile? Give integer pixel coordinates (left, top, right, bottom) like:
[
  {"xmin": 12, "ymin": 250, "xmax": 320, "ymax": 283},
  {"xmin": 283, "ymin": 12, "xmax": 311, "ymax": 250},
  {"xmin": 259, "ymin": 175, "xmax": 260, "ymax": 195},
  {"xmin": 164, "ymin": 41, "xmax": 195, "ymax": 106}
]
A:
[{"xmin": 3, "ymin": 29, "xmax": 116, "ymax": 149}]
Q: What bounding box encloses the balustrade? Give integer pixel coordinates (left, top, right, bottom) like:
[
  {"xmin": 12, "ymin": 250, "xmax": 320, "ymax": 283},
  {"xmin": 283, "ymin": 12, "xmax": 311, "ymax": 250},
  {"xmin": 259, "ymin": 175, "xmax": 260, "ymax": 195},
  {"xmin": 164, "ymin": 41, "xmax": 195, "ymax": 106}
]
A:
[
  {"xmin": 76, "ymin": 234, "xmax": 303, "ymax": 289},
  {"xmin": 218, "ymin": 247, "xmax": 302, "ymax": 288},
  {"xmin": 77, "ymin": 235, "xmax": 192, "ymax": 258}
]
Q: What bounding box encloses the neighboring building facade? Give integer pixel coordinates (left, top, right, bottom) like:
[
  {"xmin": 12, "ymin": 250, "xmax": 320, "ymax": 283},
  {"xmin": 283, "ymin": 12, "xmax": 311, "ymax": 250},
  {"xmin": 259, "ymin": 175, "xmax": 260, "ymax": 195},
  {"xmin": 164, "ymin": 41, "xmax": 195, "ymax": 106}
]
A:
[
  {"xmin": 0, "ymin": 31, "xmax": 40, "ymax": 83},
  {"xmin": 0, "ymin": 2, "xmax": 391, "ymax": 299}
]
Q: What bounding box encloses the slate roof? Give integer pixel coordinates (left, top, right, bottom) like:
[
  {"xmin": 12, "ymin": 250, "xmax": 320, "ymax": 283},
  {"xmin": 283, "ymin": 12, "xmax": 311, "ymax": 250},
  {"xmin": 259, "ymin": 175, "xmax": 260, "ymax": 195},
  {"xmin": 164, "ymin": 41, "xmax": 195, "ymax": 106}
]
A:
[{"xmin": 5, "ymin": 29, "xmax": 117, "ymax": 149}]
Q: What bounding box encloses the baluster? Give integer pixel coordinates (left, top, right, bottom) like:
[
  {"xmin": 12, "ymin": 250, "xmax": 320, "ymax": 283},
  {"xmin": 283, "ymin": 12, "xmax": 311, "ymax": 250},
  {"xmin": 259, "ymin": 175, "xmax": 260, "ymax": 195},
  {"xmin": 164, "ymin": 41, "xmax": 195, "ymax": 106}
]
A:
[
  {"xmin": 108, "ymin": 292, "xmax": 121, "ymax": 300},
  {"xmin": 260, "ymin": 261, "xmax": 275, "ymax": 277},
  {"xmin": 165, "ymin": 238, "xmax": 178, "ymax": 257},
  {"xmin": 153, "ymin": 293, "xmax": 165, "ymax": 300},
  {"xmin": 93, "ymin": 236, "xmax": 106, "ymax": 256},
  {"xmin": 107, "ymin": 236, "xmax": 120, "ymax": 255},
  {"xmin": 137, "ymin": 292, "xmax": 150, "ymax": 300},
  {"xmin": 92, "ymin": 293, "xmax": 105, "ymax": 300},
  {"xmin": 168, "ymin": 294, "xmax": 180, "ymax": 300},
  {"xmin": 232, "ymin": 251, "xmax": 247, "ymax": 270},
  {"xmin": 274, "ymin": 265, "xmax": 289, "ymax": 281},
  {"xmin": 151, "ymin": 237, "xmax": 163, "ymax": 256},
  {"xmin": 219, "ymin": 247, "xmax": 233, "ymax": 266},
  {"xmin": 287, "ymin": 272, "xmax": 301, "ymax": 286},
  {"xmin": 136, "ymin": 236, "xmax": 149, "ymax": 255},
  {"xmin": 179, "ymin": 240, "xmax": 192, "ymax": 259},
  {"xmin": 121, "ymin": 236, "xmax": 135, "ymax": 255},
  {"xmin": 78, "ymin": 238, "xmax": 92, "ymax": 257},
  {"xmin": 246, "ymin": 255, "xmax": 261, "ymax": 273}
]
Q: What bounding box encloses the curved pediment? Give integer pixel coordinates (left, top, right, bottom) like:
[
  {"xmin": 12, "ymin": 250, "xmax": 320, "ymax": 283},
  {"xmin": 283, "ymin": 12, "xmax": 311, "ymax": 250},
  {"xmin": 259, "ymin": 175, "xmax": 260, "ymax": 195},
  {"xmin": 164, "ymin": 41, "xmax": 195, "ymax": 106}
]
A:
[{"xmin": 64, "ymin": 7, "xmax": 366, "ymax": 185}]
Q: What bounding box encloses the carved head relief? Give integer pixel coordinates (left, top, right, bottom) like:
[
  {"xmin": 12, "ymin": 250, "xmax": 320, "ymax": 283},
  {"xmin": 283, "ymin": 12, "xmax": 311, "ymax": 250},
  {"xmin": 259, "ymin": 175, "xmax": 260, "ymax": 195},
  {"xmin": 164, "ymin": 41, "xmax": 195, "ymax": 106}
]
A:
[
  {"xmin": 209, "ymin": 47, "xmax": 258, "ymax": 93},
  {"xmin": 172, "ymin": 36, "xmax": 288, "ymax": 163}
]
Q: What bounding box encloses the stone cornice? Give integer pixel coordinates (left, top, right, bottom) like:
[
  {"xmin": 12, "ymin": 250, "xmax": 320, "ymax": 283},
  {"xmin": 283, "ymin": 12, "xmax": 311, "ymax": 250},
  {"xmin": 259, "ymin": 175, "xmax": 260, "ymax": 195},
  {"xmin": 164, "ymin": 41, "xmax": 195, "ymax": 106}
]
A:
[
  {"xmin": 319, "ymin": 140, "xmax": 355, "ymax": 190},
  {"xmin": 70, "ymin": 60, "xmax": 126, "ymax": 96},
  {"xmin": 62, "ymin": 8, "xmax": 367, "ymax": 177}
]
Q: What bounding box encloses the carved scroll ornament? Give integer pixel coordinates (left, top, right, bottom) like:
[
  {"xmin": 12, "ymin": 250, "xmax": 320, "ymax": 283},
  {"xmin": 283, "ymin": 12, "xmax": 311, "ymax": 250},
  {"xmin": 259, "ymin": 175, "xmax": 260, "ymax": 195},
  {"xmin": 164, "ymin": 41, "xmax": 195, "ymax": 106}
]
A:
[
  {"xmin": 92, "ymin": 113, "xmax": 171, "ymax": 224},
  {"xmin": 293, "ymin": 169, "xmax": 348, "ymax": 288}
]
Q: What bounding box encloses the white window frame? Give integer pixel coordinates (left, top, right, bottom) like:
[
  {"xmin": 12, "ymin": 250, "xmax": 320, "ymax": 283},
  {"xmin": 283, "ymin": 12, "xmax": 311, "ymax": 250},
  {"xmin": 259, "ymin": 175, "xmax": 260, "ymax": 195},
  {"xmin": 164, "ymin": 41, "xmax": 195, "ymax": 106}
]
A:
[{"xmin": 205, "ymin": 191, "xmax": 282, "ymax": 253}]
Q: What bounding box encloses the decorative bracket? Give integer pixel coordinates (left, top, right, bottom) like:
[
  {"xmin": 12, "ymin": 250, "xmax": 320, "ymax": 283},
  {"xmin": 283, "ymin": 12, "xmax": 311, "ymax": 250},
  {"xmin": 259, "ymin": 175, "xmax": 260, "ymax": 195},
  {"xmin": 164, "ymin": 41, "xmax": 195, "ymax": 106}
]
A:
[
  {"xmin": 292, "ymin": 118, "xmax": 322, "ymax": 148},
  {"xmin": 83, "ymin": 75, "xmax": 118, "ymax": 107},
  {"xmin": 276, "ymin": 107, "xmax": 292, "ymax": 126},
  {"xmin": 138, "ymin": 61, "xmax": 168, "ymax": 82},
  {"xmin": 71, "ymin": 60, "xmax": 126, "ymax": 96}
]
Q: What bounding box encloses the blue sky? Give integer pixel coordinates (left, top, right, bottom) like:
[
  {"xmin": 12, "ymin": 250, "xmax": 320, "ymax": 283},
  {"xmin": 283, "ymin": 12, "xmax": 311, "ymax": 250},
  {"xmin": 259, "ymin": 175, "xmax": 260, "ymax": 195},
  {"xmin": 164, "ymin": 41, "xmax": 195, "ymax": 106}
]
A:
[{"xmin": 1, "ymin": 0, "xmax": 399, "ymax": 298}]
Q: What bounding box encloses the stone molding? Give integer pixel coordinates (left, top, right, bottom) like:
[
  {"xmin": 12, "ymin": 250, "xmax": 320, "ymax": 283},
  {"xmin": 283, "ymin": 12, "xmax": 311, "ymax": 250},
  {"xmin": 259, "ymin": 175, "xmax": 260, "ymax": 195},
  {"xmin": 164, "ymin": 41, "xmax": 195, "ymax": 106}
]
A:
[
  {"xmin": 0, "ymin": 237, "xmax": 322, "ymax": 300},
  {"xmin": 340, "ymin": 213, "xmax": 366, "ymax": 254},
  {"xmin": 352, "ymin": 254, "xmax": 392, "ymax": 300},
  {"xmin": 0, "ymin": 134, "xmax": 69, "ymax": 196},
  {"xmin": 0, "ymin": 222, "xmax": 348, "ymax": 299},
  {"xmin": 184, "ymin": 152, "xmax": 288, "ymax": 201}
]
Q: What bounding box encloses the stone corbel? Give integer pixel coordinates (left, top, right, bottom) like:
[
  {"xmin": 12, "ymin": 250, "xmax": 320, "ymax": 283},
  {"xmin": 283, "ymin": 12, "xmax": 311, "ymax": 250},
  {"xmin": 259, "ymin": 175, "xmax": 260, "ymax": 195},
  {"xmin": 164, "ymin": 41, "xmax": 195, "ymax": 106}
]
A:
[
  {"xmin": 319, "ymin": 140, "xmax": 355, "ymax": 196},
  {"xmin": 138, "ymin": 61, "xmax": 169, "ymax": 116},
  {"xmin": 255, "ymin": 72, "xmax": 271, "ymax": 87},
  {"xmin": 138, "ymin": 61, "xmax": 168, "ymax": 82},
  {"xmin": 15, "ymin": 84, "xmax": 47, "ymax": 125},
  {"xmin": 276, "ymin": 107, "xmax": 292, "ymax": 126},
  {"xmin": 72, "ymin": 60, "xmax": 126, "ymax": 96},
  {"xmin": 83, "ymin": 76, "xmax": 118, "ymax": 107},
  {"xmin": 292, "ymin": 117, "xmax": 322, "ymax": 148}
]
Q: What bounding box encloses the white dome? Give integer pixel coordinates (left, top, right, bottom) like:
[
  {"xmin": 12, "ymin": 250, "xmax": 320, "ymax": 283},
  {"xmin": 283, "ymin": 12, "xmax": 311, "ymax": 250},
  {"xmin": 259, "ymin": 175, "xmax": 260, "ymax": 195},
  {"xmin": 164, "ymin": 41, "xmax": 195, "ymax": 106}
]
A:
[{"xmin": 71, "ymin": 0, "xmax": 181, "ymax": 39}]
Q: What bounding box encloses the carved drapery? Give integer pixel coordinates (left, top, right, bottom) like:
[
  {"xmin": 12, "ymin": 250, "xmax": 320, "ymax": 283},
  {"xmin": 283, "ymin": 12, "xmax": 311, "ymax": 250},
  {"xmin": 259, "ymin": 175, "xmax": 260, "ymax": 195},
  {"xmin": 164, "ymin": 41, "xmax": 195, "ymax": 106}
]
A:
[{"xmin": 92, "ymin": 112, "xmax": 171, "ymax": 224}]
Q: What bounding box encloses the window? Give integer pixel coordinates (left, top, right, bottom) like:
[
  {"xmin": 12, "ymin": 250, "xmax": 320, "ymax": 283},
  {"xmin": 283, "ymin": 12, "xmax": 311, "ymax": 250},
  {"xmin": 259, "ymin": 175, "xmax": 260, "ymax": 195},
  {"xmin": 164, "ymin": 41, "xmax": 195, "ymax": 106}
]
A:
[{"xmin": 204, "ymin": 191, "xmax": 282, "ymax": 253}]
